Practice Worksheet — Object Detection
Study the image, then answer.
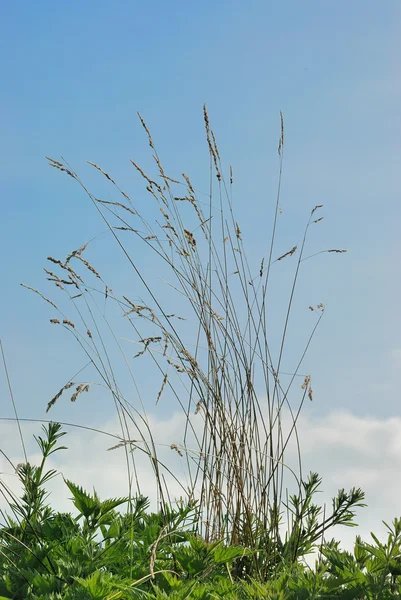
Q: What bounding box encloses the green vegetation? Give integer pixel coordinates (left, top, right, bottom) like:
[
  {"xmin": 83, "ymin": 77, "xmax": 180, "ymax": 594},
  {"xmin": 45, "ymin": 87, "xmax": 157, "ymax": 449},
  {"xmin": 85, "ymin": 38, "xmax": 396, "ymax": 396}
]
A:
[
  {"xmin": 1, "ymin": 422, "xmax": 401, "ymax": 598},
  {"xmin": 1, "ymin": 109, "xmax": 395, "ymax": 597}
]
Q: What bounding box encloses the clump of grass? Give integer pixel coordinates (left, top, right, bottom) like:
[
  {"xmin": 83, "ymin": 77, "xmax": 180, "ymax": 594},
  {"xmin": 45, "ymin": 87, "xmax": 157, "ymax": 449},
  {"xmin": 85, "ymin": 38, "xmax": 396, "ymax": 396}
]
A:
[{"xmin": 21, "ymin": 107, "xmax": 352, "ymax": 578}]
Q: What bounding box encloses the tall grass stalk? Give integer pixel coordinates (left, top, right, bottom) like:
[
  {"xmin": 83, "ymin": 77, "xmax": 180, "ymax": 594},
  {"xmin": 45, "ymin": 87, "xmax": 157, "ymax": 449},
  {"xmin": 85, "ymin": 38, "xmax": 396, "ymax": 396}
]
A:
[{"xmin": 20, "ymin": 107, "xmax": 351, "ymax": 578}]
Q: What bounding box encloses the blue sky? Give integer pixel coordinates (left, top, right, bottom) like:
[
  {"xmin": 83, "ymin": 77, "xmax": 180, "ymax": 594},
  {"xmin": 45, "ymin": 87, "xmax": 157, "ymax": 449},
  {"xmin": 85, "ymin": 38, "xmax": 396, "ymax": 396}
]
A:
[{"xmin": 1, "ymin": 0, "xmax": 401, "ymax": 528}]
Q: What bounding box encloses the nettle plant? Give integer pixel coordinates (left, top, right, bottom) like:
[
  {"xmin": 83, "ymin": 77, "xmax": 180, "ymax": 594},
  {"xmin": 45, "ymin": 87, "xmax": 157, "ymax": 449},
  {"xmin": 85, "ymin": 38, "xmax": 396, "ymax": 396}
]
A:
[
  {"xmin": 2, "ymin": 423, "xmax": 401, "ymax": 599},
  {"xmin": 20, "ymin": 107, "xmax": 360, "ymax": 579}
]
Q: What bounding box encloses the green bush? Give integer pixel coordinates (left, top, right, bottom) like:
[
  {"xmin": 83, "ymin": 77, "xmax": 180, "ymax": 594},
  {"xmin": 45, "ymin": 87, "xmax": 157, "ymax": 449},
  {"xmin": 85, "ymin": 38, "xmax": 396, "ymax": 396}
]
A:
[{"xmin": 1, "ymin": 423, "xmax": 401, "ymax": 599}]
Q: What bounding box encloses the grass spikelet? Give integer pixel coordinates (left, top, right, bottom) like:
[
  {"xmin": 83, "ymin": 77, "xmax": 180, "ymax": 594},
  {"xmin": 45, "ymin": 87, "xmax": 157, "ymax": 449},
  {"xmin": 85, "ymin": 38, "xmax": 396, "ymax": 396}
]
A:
[
  {"xmin": 65, "ymin": 242, "xmax": 89, "ymax": 264},
  {"xmin": 278, "ymin": 110, "xmax": 284, "ymax": 155},
  {"xmin": 20, "ymin": 284, "xmax": 58, "ymax": 309},
  {"xmin": 130, "ymin": 160, "xmax": 162, "ymax": 192},
  {"xmin": 123, "ymin": 297, "xmax": 155, "ymax": 319},
  {"xmin": 75, "ymin": 256, "xmax": 101, "ymax": 279},
  {"xmin": 114, "ymin": 226, "xmax": 136, "ymax": 232},
  {"xmin": 62, "ymin": 319, "xmax": 75, "ymax": 328},
  {"xmin": 46, "ymin": 157, "xmax": 74, "ymax": 177},
  {"xmin": 134, "ymin": 336, "xmax": 162, "ymax": 358},
  {"xmin": 156, "ymin": 373, "xmax": 168, "ymax": 405},
  {"xmin": 95, "ymin": 198, "xmax": 137, "ymax": 217},
  {"xmin": 162, "ymin": 174, "xmax": 180, "ymax": 184},
  {"xmin": 259, "ymin": 258, "xmax": 265, "ymax": 277},
  {"xmin": 137, "ymin": 112, "xmax": 155, "ymax": 149},
  {"xmin": 87, "ymin": 161, "xmax": 117, "ymax": 185},
  {"xmin": 46, "ymin": 381, "xmax": 75, "ymax": 412},
  {"xmin": 70, "ymin": 383, "xmax": 90, "ymax": 403},
  {"xmin": 211, "ymin": 129, "xmax": 220, "ymax": 160},
  {"xmin": 301, "ymin": 375, "xmax": 311, "ymax": 389},
  {"xmin": 44, "ymin": 268, "xmax": 61, "ymax": 281},
  {"xmin": 276, "ymin": 245, "xmax": 297, "ymax": 261},
  {"xmin": 170, "ymin": 444, "xmax": 183, "ymax": 457},
  {"xmin": 184, "ymin": 229, "xmax": 196, "ymax": 249},
  {"xmin": 311, "ymin": 204, "xmax": 323, "ymax": 215},
  {"xmin": 167, "ymin": 358, "xmax": 186, "ymax": 373},
  {"xmin": 203, "ymin": 105, "xmax": 221, "ymax": 180},
  {"xmin": 46, "ymin": 257, "xmax": 84, "ymax": 284},
  {"xmin": 182, "ymin": 173, "xmax": 195, "ymax": 194}
]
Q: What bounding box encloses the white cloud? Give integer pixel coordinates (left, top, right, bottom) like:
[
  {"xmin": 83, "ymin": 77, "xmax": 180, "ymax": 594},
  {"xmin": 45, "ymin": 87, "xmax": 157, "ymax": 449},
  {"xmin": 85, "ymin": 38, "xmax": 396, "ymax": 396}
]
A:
[{"xmin": 1, "ymin": 410, "xmax": 400, "ymax": 551}]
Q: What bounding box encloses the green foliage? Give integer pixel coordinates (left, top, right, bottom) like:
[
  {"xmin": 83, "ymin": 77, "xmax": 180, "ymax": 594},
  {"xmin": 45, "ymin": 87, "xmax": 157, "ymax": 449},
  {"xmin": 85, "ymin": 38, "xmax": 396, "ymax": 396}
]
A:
[
  {"xmin": 63, "ymin": 478, "xmax": 128, "ymax": 537},
  {"xmin": 2, "ymin": 423, "xmax": 401, "ymax": 599},
  {"xmin": 7, "ymin": 423, "xmax": 67, "ymax": 527}
]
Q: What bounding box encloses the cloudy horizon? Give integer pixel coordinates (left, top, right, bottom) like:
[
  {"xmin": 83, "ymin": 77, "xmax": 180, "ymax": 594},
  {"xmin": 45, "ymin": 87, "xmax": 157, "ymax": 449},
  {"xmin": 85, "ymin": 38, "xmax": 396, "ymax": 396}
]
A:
[{"xmin": 1, "ymin": 407, "xmax": 400, "ymax": 553}]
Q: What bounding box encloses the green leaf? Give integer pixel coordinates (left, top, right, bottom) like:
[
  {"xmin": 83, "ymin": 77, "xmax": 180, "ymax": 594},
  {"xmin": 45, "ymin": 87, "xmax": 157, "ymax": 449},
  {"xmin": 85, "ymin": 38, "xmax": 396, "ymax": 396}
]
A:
[
  {"xmin": 75, "ymin": 571, "xmax": 123, "ymax": 600},
  {"xmin": 212, "ymin": 545, "xmax": 249, "ymax": 564},
  {"xmin": 64, "ymin": 479, "xmax": 99, "ymax": 519}
]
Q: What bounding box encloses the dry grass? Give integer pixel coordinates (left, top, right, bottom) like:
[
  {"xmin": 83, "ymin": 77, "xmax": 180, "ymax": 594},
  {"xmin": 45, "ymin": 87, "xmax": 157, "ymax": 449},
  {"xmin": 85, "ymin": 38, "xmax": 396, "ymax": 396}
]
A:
[{"xmin": 22, "ymin": 107, "xmax": 346, "ymax": 578}]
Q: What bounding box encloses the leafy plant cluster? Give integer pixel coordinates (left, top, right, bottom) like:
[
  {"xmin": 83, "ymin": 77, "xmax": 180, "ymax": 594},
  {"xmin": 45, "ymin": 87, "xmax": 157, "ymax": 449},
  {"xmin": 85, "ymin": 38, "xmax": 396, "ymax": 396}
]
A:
[{"xmin": 1, "ymin": 423, "xmax": 401, "ymax": 599}]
